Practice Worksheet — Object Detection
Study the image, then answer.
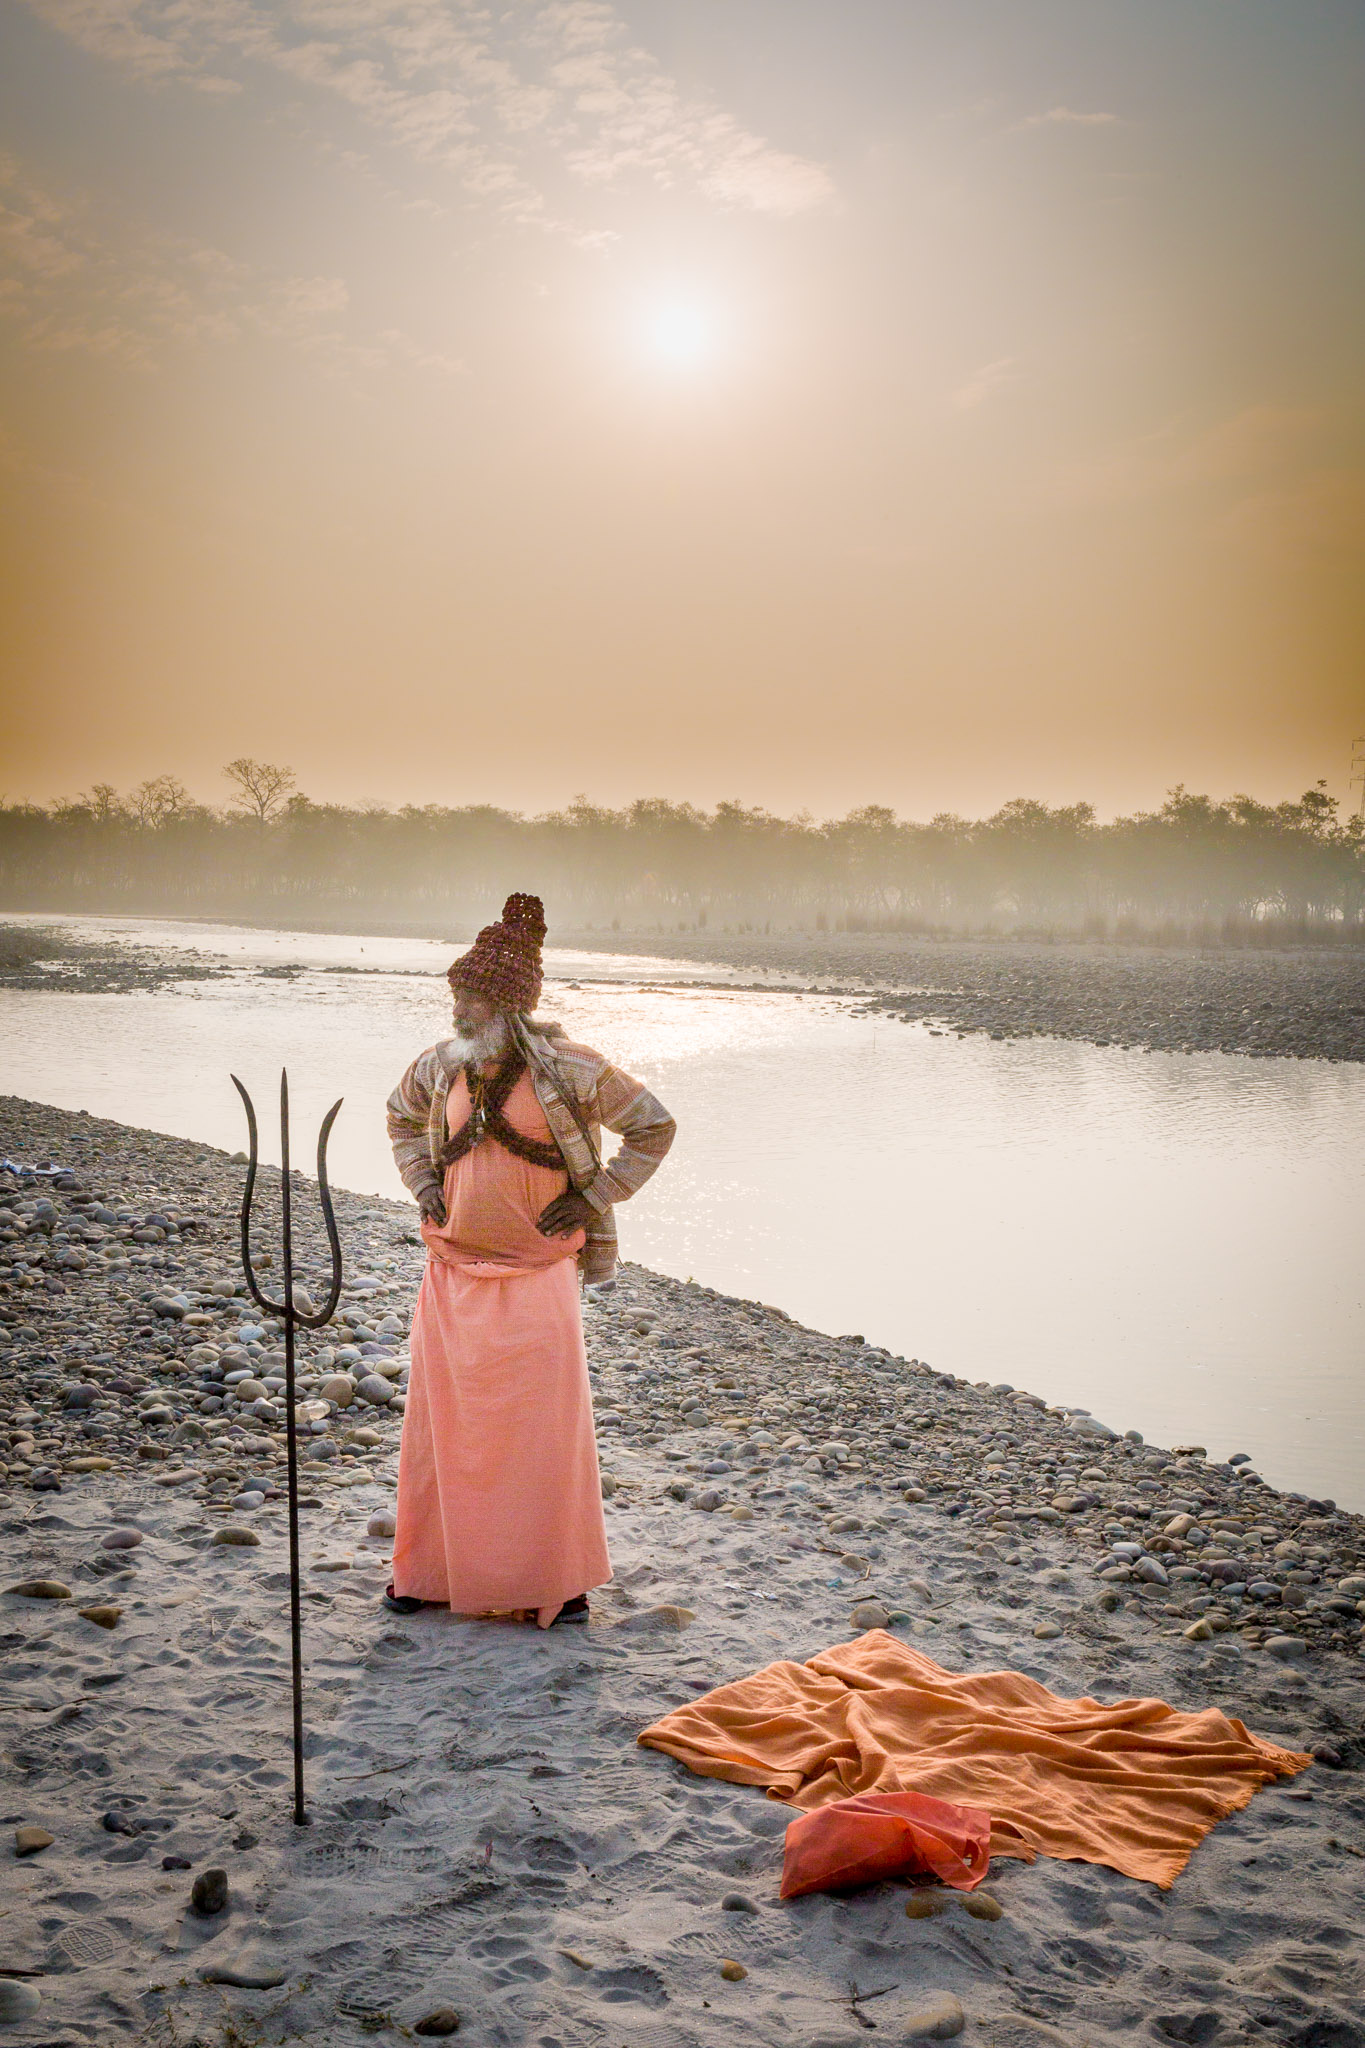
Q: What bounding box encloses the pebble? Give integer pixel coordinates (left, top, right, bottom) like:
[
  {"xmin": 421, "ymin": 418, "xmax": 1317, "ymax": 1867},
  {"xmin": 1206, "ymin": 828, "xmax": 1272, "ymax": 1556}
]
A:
[
  {"xmin": 850, "ymin": 1600, "xmax": 892, "ymax": 1629},
  {"xmin": 903, "ymin": 1992, "xmax": 966, "ymax": 2040},
  {"xmin": 5, "ymin": 1579, "xmax": 71, "ymax": 1600},
  {"xmin": 211, "ymin": 1527, "xmax": 261, "ymax": 1547},
  {"xmin": 1264, "ymin": 1635, "xmax": 1308, "ymax": 1661},
  {"xmin": 367, "ymin": 1510, "xmax": 397, "ymax": 1538},
  {"xmin": 356, "ymin": 1373, "xmax": 394, "ymax": 1405},
  {"xmin": 719, "ymin": 1958, "xmax": 748, "ymax": 1981},
  {"xmin": 78, "ymin": 1605, "xmax": 122, "ymax": 1629},
  {"xmin": 414, "ymin": 2011, "xmax": 462, "ymax": 2038},
  {"xmin": 190, "ymin": 1867, "xmax": 229, "ymax": 1916},
  {"xmin": 1033, "ymin": 1621, "xmax": 1062, "ymax": 1640},
  {"xmin": 100, "ymin": 1529, "xmax": 143, "ymax": 1550},
  {"xmin": 612, "ymin": 1604, "xmax": 695, "ymax": 1633},
  {"xmin": 0, "ymin": 1982, "xmax": 41, "ymax": 2022},
  {"xmin": 962, "ymin": 1892, "xmax": 1003, "ymax": 1920},
  {"xmin": 721, "ymin": 1892, "xmax": 759, "ymax": 1913},
  {"xmin": 14, "ymin": 1826, "xmax": 54, "ymax": 1856},
  {"xmin": 905, "ymin": 1891, "xmax": 948, "ymax": 1918}
]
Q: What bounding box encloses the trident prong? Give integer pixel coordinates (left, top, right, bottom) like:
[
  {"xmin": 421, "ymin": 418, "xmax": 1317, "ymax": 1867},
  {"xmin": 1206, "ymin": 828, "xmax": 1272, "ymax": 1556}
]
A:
[{"xmin": 231, "ymin": 1069, "xmax": 345, "ymax": 1827}]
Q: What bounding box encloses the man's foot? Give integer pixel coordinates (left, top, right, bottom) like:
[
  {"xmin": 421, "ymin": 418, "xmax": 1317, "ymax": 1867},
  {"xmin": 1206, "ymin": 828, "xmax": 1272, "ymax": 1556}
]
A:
[
  {"xmin": 383, "ymin": 1582, "xmax": 427, "ymax": 1615},
  {"xmin": 549, "ymin": 1594, "xmax": 589, "ymax": 1625}
]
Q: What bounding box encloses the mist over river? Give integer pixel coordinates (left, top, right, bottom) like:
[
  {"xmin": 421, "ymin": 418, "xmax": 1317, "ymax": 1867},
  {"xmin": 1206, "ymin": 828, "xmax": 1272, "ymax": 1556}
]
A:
[{"xmin": 2, "ymin": 913, "xmax": 1362, "ymax": 1508}]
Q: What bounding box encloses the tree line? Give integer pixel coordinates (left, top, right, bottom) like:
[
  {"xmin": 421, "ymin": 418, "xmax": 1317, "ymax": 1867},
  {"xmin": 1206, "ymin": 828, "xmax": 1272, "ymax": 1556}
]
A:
[{"xmin": 1, "ymin": 761, "xmax": 1362, "ymax": 942}]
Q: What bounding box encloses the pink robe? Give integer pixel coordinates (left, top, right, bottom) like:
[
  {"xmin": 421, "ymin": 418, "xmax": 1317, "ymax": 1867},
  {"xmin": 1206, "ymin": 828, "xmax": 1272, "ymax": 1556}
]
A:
[{"xmin": 391, "ymin": 1066, "xmax": 612, "ymax": 1626}]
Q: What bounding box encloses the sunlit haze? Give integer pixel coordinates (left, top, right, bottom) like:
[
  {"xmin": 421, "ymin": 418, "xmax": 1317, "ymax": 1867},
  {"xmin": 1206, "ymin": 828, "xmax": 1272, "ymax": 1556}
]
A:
[{"xmin": 1, "ymin": 1, "xmax": 1362, "ymax": 819}]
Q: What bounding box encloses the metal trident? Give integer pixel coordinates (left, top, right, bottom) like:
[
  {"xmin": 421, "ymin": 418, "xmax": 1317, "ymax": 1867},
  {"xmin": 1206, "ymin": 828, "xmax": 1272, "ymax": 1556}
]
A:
[{"xmin": 232, "ymin": 1069, "xmax": 344, "ymax": 1827}]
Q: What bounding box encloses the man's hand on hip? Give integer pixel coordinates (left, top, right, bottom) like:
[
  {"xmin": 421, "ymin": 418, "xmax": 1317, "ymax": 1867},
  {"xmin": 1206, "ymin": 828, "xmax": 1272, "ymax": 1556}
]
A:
[
  {"xmin": 418, "ymin": 1188, "xmax": 447, "ymax": 1227},
  {"xmin": 537, "ymin": 1189, "xmax": 597, "ymax": 1238}
]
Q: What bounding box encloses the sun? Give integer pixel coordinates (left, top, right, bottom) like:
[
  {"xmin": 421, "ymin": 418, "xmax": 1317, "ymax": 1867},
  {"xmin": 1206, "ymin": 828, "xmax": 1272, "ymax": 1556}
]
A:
[{"xmin": 644, "ymin": 298, "xmax": 719, "ymax": 369}]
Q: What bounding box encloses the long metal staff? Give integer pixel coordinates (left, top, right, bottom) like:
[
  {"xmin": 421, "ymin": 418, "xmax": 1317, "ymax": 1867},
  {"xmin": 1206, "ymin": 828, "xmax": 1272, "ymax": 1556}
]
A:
[{"xmin": 232, "ymin": 1069, "xmax": 344, "ymax": 1827}]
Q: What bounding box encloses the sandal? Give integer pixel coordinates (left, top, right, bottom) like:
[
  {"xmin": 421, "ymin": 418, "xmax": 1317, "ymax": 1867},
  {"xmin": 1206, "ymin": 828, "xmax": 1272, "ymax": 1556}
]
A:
[
  {"xmin": 383, "ymin": 1582, "xmax": 427, "ymax": 1615},
  {"xmin": 549, "ymin": 1594, "xmax": 590, "ymax": 1625}
]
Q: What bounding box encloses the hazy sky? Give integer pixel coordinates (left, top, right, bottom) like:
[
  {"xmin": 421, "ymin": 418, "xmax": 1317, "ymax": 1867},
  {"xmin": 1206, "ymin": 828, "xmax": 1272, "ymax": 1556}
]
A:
[{"xmin": 2, "ymin": 0, "xmax": 1362, "ymax": 820}]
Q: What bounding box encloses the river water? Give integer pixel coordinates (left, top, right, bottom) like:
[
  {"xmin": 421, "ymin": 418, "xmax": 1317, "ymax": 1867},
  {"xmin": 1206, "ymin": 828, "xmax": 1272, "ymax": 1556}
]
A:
[{"xmin": 2, "ymin": 913, "xmax": 1362, "ymax": 1508}]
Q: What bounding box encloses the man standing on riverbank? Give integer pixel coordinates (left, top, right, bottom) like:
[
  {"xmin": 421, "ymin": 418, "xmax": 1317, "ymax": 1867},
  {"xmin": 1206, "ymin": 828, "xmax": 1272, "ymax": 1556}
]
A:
[{"xmin": 384, "ymin": 893, "xmax": 675, "ymax": 1626}]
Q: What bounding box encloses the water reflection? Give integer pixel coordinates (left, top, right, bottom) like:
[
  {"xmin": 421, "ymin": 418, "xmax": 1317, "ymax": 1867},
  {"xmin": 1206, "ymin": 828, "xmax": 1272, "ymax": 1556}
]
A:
[{"xmin": 1, "ymin": 915, "xmax": 1361, "ymax": 1506}]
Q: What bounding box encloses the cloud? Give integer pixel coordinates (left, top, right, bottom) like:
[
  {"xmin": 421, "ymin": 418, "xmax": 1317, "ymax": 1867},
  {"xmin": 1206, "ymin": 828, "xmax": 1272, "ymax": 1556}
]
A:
[
  {"xmin": 23, "ymin": 0, "xmax": 833, "ymax": 229},
  {"xmin": 952, "ymin": 356, "xmax": 1018, "ymax": 411},
  {"xmin": 0, "ymin": 150, "xmax": 455, "ymax": 375},
  {"xmin": 1023, "ymin": 106, "xmax": 1121, "ymax": 128}
]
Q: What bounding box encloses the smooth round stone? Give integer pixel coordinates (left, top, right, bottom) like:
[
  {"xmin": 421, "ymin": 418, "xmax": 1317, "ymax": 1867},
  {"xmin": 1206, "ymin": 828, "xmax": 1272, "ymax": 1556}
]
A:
[
  {"xmin": 851, "ymin": 1600, "xmax": 891, "ymax": 1630},
  {"xmin": 721, "ymin": 1892, "xmax": 758, "ymax": 1913},
  {"xmin": 230, "ymin": 1379, "xmax": 268, "ymax": 1403},
  {"xmin": 903, "ymin": 1993, "xmax": 966, "ymax": 2040},
  {"xmin": 413, "ymin": 2012, "xmax": 462, "ymax": 2039},
  {"xmin": 963, "ymin": 1892, "xmax": 1003, "ymax": 1921},
  {"xmin": 350, "ymin": 1426, "xmax": 383, "ymax": 1446},
  {"xmin": 905, "ymin": 1891, "xmax": 948, "ymax": 1919},
  {"xmin": 232, "ymin": 1492, "xmax": 265, "ymax": 1510},
  {"xmin": 15, "ymin": 1825, "xmax": 54, "ymax": 1855},
  {"xmin": 367, "ymin": 1510, "xmax": 396, "ymax": 1538},
  {"xmin": 211, "ymin": 1527, "xmax": 261, "ymax": 1547},
  {"xmin": 78, "ymin": 1605, "xmax": 122, "ymax": 1630},
  {"xmin": 101, "ymin": 1528, "xmax": 143, "ymax": 1550},
  {"xmin": 1033, "ymin": 1621, "xmax": 1062, "ymax": 1640},
  {"xmin": 190, "ymin": 1867, "xmax": 229, "ymax": 1916},
  {"xmin": 719, "ymin": 1959, "xmax": 747, "ymax": 1981},
  {"xmin": 356, "ymin": 1374, "xmax": 394, "ymax": 1405},
  {"xmin": 6, "ymin": 1579, "xmax": 71, "ymax": 1600},
  {"xmin": 0, "ymin": 1980, "xmax": 41, "ymax": 2021},
  {"xmin": 1264, "ymin": 1635, "xmax": 1308, "ymax": 1661},
  {"xmin": 319, "ymin": 1374, "xmax": 356, "ymax": 1407}
]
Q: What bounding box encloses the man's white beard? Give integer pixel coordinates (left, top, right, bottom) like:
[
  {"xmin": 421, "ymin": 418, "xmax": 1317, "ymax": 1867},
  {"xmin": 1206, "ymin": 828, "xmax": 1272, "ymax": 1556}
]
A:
[{"xmin": 449, "ymin": 1012, "xmax": 513, "ymax": 1065}]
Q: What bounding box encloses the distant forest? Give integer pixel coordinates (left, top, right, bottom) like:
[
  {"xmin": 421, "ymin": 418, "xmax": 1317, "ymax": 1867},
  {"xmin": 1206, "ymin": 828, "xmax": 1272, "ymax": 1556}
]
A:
[{"xmin": 2, "ymin": 765, "xmax": 1362, "ymax": 943}]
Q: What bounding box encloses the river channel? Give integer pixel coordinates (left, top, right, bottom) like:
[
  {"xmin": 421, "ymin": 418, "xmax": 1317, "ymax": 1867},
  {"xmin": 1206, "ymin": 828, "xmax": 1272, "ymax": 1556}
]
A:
[{"xmin": 1, "ymin": 913, "xmax": 1361, "ymax": 1507}]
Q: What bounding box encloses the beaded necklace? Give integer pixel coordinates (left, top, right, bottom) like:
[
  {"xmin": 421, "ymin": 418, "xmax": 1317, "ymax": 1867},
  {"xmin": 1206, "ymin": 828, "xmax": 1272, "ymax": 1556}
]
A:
[{"xmin": 439, "ymin": 1050, "xmax": 566, "ymax": 1174}]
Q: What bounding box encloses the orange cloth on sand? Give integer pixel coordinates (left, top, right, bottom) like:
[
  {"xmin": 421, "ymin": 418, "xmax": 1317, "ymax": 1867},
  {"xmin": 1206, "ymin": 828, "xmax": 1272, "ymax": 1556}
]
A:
[
  {"xmin": 391, "ymin": 1066, "xmax": 612, "ymax": 1628},
  {"xmin": 638, "ymin": 1631, "xmax": 1312, "ymax": 1888}
]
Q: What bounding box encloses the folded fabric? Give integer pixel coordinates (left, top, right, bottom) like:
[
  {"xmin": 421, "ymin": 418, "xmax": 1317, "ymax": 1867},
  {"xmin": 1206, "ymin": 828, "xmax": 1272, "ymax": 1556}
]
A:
[
  {"xmin": 779, "ymin": 1788, "xmax": 992, "ymax": 1899},
  {"xmin": 638, "ymin": 1630, "xmax": 1312, "ymax": 1888}
]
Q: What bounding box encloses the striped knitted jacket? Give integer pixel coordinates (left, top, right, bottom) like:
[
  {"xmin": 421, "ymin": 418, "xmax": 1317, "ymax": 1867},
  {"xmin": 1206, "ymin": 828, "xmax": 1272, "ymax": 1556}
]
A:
[{"xmin": 385, "ymin": 1022, "xmax": 676, "ymax": 1285}]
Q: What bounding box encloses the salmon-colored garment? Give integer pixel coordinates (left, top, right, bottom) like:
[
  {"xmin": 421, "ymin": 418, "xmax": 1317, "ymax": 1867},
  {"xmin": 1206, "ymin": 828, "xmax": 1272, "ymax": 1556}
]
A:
[
  {"xmin": 391, "ymin": 1067, "xmax": 612, "ymax": 1628},
  {"xmin": 638, "ymin": 1631, "xmax": 1312, "ymax": 1888}
]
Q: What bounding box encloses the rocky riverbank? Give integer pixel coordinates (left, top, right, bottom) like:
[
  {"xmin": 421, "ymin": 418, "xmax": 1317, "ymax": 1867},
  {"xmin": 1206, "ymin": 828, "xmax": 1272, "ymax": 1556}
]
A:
[
  {"xmin": 563, "ymin": 928, "xmax": 1365, "ymax": 1063},
  {"xmin": 3, "ymin": 1097, "xmax": 1364, "ymax": 2046}
]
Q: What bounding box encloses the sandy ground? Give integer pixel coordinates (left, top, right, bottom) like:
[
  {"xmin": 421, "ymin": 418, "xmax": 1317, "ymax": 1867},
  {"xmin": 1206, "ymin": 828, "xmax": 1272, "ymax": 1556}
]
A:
[{"xmin": 2, "ymin": 1102, "xmax": 1364, "ymax": 2047}]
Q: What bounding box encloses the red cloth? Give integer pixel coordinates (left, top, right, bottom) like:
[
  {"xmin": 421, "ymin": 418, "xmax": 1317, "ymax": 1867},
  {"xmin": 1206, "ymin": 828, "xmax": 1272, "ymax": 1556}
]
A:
[{"xmin": 780, "ymin": 1789, "xmax": 991, "ymax": 1899}]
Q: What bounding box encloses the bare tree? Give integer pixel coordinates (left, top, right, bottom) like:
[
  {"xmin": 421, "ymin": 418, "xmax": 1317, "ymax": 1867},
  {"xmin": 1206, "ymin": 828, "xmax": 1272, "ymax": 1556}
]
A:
[
  {"xmin": 76, "ymin": 783, "xmax": 129, "ymax": 822},
  {"xmin": 130, "ymin": 775, "xmax": 191, "ymax": 828},
  {"xmin": 223, "ymin": 758, "xmax": 298, "ymax": 823}
]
